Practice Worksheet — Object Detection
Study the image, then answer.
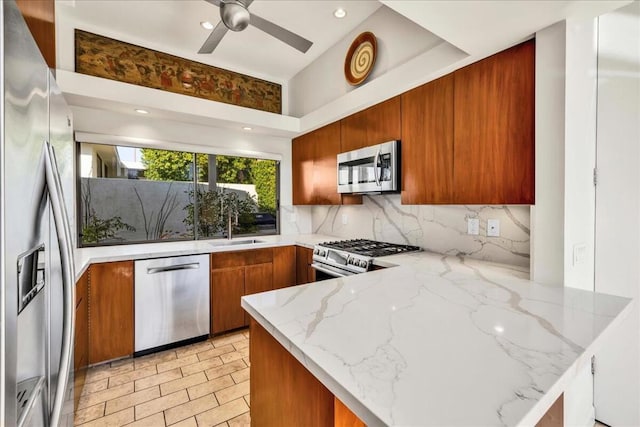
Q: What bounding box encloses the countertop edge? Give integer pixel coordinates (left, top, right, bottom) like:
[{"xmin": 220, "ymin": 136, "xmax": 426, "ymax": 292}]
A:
[
  {"xmin": 517, "ymin": 296, "xmax": 636, "ymax": 426},
  {"xmin": 241, "ymin": 296, "xmax": 387, "ymax": 427},
  {"xmin": 72, "ymin": 234, "xmax": 327, "ymax": 282},
  {"xmin": 240, "ymin": 266, "xmax": 634, "ymax": 427}
]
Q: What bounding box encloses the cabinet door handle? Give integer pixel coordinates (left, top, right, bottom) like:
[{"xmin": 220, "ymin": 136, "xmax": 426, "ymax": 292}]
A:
[{"xmin": 147, "ymin": 263, "xmax": 200, "ymax": 274}]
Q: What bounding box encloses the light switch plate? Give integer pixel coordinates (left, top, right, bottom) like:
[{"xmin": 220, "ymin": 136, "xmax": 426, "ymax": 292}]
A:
[
  {"xmin": 342, "ymin": 214, "xmax": 348, "ymax": 225},
  {"xmin": 487, "ymin": 219, "xmax": 500, "ymax": 237},
  {"xmin": 573, "ymin": 243, "xmax": 587, "ymax": 265},
  {"xmin": 467, "ymin": 218, "xmax": 480, "ymax": 235},
  {"xmin": 290, "ymin": 213, "xmax": 297, "ymax": 223}
]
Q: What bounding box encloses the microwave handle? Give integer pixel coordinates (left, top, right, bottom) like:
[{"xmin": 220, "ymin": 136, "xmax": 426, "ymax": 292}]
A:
[{"xmin": 373, "ymin": 149, "xmax": 381, "ymax": 186}]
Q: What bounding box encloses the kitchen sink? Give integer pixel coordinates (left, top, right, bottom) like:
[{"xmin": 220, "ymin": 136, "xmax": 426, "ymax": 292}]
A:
[{"xmin": 209, "ymin": 239, "xmax": 265, "ymax": 247}]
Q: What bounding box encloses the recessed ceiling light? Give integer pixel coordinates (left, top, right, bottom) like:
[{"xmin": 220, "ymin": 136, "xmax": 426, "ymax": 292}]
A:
[
  {"xmin": 134, "ymin": 109, "xmax": 149, "ymax": 114},
  {"xmin": 333, "ymin": 8, "xmax": 347, "ymax": 19},
  {"xmin": 200, "ymin": 21, "xmax": 214, "ymax": 30},
  {"xmin": 242, "ymin": 126, "xmax": 252, "ymax": 131}
]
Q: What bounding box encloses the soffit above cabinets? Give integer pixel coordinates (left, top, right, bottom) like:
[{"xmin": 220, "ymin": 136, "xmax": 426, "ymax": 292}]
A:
[{"xmin": 56, "ymin": 0, "xmax": 632, "ymax": 138}]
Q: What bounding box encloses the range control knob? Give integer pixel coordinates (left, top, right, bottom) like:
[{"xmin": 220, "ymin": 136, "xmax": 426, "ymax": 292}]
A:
[
  {"xmin": 313, "ymin": 248, "xmax": 319, "ymax": 255},
  {"xmin": 360, "ymin": 260, "xmax": 368, "ymax": 268}
]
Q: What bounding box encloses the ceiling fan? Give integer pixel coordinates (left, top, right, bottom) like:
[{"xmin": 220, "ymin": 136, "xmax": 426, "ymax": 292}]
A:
[{"xmin": 199, "ymin": 0, "xmax": 313, "ymax": 54}]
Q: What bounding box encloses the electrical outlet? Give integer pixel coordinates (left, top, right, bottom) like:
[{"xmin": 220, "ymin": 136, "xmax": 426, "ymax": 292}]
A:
[
  {"xmin": 573, "ymin": 243, "xmax": 587, "ymax": 265},
  {"xmin": 467, "ymin": 218, "xmax": 480, "ymax": 235},
  {"xmin": 342, "ymin": 214, "xmax": 348, "ymax": 225},
  {"xmin": 290, "ymin": 213, "xmax": 297, "ymax": 223},
  {"xmin": 487, "ymin": 219, "xmax": 500, "ymax": 237}
]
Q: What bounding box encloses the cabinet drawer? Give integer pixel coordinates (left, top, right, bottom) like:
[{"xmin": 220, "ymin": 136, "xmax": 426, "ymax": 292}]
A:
[{"xmin": 211, "ymin": 248, "xmax": 273, "ymax": 269}]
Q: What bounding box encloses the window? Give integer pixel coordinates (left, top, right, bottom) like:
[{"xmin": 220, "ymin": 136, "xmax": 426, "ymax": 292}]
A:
[{"xmin": 78, "ymin": 143, "xmax": 279, "ymax": 246}]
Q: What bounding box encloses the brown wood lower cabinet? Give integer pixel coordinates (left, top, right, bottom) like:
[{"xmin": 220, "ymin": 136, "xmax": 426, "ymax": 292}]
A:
[
  {"xmin": 296, "ymin": 245, "xmax": 315, "ymax": 285},
  {"xmin": 250, "ymin": 319, "xmax": 336, "ymax": 427},
  {"xmin": 243, "ymin": 263, "xmax": 273, "ymax": 325},
  {"xmin": 250, "ymin": 319, "xmax": 564, "ymax": 427},
  {"xmin": 211, "ymin": 248, "xmax": 277, "ymax": 334},
  {"xmin": 88, "ymin": 261, "xmax": 134, "ymax": 364},
  {"xmin": 74, "ymin": 269, "xmax": 89, "ymax": 410},
  {"xmin": 273, "ymin": 245, "xmax": 297, "ymax": 289},
  {"xmin": 334, "ymin": 397, "xmax": 366, "ymax": 427},
  {"xmin": 536, "ymin": 394, "xmax": 563, "ymax": 427},
  {"xmin": 211, "ymin": 267, "xmax": 246, "ymax": 334}
]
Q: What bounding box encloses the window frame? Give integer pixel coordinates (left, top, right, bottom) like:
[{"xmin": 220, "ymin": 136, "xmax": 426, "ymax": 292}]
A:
[{"xmin": 76, "ymin": 141, "xmax": 281, "ymax": 248}]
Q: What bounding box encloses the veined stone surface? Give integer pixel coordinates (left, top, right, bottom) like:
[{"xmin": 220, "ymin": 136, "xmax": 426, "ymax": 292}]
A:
[
  {"xmin": 312, "ymin": 195, "xmax": 531, "ymax": 268},
  {"xmin": 243, "ymin": 251, "xmax": 632, "ymax": 427}
]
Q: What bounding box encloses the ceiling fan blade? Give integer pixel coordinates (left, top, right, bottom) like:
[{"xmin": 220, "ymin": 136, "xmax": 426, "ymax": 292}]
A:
[
  {"xmin": 249, "ymin": 13, "xmax": 313, "ymax": 53},
  {"xmin": 198, "ymin": 20, "xmax": 229, "ymax": 53},
  {"xmin": 204, "ymin": 0, "xmax": 253, "ymax": 9}
]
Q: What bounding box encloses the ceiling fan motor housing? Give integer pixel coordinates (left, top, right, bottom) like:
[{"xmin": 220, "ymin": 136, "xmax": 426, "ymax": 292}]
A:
[{"xmin": 221, "ymin": 1, "xmax": 250, "ymax": 32}]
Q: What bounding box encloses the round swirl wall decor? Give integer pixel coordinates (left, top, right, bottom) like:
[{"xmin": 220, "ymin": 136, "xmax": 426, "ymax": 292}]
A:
[{"xmin": 344, "ymin": 32, "xmax": 377, "ymax": 86}]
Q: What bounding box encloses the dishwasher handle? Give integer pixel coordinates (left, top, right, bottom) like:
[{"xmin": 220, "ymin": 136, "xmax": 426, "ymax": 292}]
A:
[{"xmin": 147, "ymin": 263, "xmax": 200, "ymax": 274}]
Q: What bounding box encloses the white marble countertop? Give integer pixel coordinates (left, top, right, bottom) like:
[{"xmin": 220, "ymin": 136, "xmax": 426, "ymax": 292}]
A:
[
  {"xmin": 241, "ymin": 251, "xmax": 633, "ymax": 427},
  {"xmin": 73, "ymin": 233, "xmax": 335, "ymax": 280}
]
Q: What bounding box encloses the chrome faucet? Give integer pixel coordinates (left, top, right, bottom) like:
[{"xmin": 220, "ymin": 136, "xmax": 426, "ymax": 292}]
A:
[{"xmin": 226, "ymin": 207, "xmax": 233, "ymax": 240}]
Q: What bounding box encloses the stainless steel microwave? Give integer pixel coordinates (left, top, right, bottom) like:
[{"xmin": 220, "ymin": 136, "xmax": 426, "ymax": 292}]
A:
[{"xmin": 337, "ymin": 140, "xmax": 400, "ymax": 194}]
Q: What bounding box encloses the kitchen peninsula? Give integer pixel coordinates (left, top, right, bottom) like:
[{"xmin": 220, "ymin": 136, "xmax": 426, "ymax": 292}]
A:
[{"xmin": 242, "ymin": 251, "xmax": 632, "ymax": 427}]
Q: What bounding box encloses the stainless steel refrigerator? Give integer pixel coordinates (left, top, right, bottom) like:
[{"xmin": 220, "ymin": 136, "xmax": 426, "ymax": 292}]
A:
[{"xmin": 1, "ymin": 1, "xmax": 76, "ymax": 426}]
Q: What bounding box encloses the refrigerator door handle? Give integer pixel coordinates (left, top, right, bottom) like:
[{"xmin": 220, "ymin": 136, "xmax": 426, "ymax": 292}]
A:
[{"xmin": 42, "ymin": 141, "xmax": 75, "ymax": 427}]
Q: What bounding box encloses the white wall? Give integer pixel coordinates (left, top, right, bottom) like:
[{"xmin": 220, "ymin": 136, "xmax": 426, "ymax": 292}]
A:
[
  {"xmin": 288, "ymin": 6, "xmax": 443, "ymax": 117},
  {"xmin": 563, "ymin": 19, "xmax": 598, "ymax": 292},
  {"xmin": 532, "ymin": 18, "xmax": 600, "ymax": 426},
  {"xmin": 593, "ymin": 2, "xmax": 640, "ymax": 425},
  {"xmin": 531, "ymin": 21, "xmax": 566, "ymax": 286},
  {"xmin": 80, "ymin": 143, "xmax": 96, "ymax": 177}
]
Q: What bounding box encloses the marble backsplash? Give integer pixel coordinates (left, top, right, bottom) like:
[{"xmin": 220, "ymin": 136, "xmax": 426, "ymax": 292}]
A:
[{"xmin": 310, "ymin": 195, "xmax": 531, "ymax": 268}]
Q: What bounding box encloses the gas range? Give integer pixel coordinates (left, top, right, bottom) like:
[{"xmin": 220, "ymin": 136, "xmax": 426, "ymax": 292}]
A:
[{"xmin": 311, "ymin": 239, "xmax": 421, "ymax": 278}]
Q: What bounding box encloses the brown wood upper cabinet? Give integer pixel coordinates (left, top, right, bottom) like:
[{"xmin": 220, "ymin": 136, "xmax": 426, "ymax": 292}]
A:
[
  {"xmin": 292, "ymin": 122, "xmax": 362, "ymax": 206},
  {"xmin": 401, "ymin": 75, "xmax": 454, "ymax": 204},
  {"xmin": 294, "ymin": 41, "xmax": 534, "ymax": 206},
  {"xmin": 15, "ymin": 0, "xmax": 56, "ymax": 68},
  {"xmin": 88, "ymin": 261, "xmax": 134, "ymax": 364},
  {"xmin": 453, "ymin": 40, "xmax": 535, "ymax": 204},
  {"xmin": 340, "ymin": 96, "xmax": 402, "ymax": 152}
]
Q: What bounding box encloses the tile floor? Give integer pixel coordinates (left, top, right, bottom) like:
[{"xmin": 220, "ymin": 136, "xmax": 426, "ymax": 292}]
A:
[{"xmin": 75, "ymin": 329, "xmax": 251, "ymax": 427}]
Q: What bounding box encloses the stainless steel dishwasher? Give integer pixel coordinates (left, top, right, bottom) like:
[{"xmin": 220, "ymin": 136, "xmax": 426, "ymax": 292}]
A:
[{"xmin": 134, "ymin": 254, "xmax": 210, "ymax": 356}]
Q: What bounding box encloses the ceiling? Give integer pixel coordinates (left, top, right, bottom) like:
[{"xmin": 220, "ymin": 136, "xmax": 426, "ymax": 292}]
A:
[
  {"xmin": 57, "ymin": 0, "xmax": 383, "ymax": 83},
  {"xmin": 382, "ymin": 0, "xmax": 632, "ymax": 56},
  {"xmin": 57, "ymin": 0, "xmax": 632, "ymax": 137}
]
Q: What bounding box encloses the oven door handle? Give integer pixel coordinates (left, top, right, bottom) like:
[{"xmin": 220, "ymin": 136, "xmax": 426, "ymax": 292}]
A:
[{"xmin": 310, "ymin": 263, "xmax": 352, "ymax": 278}]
